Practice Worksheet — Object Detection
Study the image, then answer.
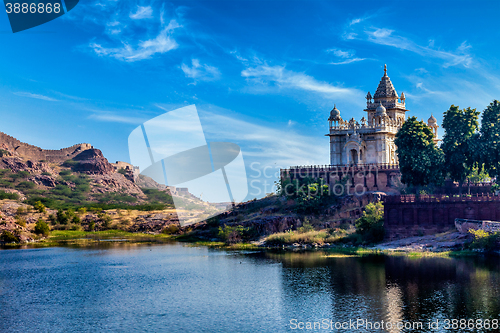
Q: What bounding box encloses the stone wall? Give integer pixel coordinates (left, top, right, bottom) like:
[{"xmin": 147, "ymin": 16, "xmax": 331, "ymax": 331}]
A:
[
  {"xmin": 281, "ymin": 164, "xmax": 401, "ymax": 195},
  {"xmin": 384, "ymin": 194, "xmax": 500, "ymax": 239},
  {"xmin": 0, "ymin": 131, "xmax": 93, "ymax": 163},
  {"xmin": 455, "ymin": 218, "xmax": 500, "ymax": 233}
]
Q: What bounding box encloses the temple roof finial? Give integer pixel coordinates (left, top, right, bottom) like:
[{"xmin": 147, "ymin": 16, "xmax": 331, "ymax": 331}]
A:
[{"xmin": 384, "ymin": 64, "xmax": 387, "ymax": 76}]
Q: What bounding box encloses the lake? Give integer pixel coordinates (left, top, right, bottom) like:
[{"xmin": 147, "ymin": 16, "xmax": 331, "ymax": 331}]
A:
[{"xmin": 1, "ymin": 243, "xmax": 500, "ymax": 332}]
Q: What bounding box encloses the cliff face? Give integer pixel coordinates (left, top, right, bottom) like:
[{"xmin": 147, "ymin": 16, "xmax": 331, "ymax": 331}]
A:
[
  {"xmin": 71, "ymin": 149, "xmax": 115, "ymax": 175},
  {"xmin": 0, "ymin": 130, "xmax": 148, "ymax": 201}
]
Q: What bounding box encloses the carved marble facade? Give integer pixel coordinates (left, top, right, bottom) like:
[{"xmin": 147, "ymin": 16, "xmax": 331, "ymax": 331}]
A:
[{"xmin": 327, "ymin": 65, "xmax": 438, "ymax": 165}]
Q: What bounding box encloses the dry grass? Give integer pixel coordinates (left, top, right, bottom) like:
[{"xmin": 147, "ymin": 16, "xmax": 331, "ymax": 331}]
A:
[{"xmin": 265, "ymin": 229, "xmax": 346, "ymax": 245}]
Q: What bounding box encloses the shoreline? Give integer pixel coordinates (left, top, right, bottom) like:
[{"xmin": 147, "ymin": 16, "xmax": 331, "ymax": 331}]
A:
[{"xmin": 1, "ymin": 229, "xmax": 493, "ymax": 257}]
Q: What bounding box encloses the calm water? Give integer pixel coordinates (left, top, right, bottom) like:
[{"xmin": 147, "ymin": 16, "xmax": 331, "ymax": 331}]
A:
[{"xmin": 1, "ymin": 244, "xmax": 500, "ymax": 332}]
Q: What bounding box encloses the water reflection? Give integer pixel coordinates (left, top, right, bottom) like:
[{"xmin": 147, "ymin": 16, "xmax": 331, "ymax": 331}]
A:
[
  {"xmin": 1, "ymin": 244, "xmax": 499, "ymax": 332},
  {"xmin": 265, "ymin": 251, "xmax": 500, "ymax": 332}
]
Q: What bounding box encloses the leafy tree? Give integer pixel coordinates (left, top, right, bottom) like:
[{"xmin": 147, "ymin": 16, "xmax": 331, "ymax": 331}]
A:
[
  {"xmin": 0, "ymin": 231, "xmax": 19, "ymax": 243},
  {"xmin": 218, "ymin": 225, "xmax": 250, "ymax": 244},
  {"xmin": 56, "ymin": 209, "xmax": 69, "ymax": 224},
  {"xmin": 467, "ymin": 165, "xmax": 489, "ymax": 183},
  {"xmin": 480, "ymin": 100, "xmax": 500, "ymax": 179},
  {"xmin": 441, "ymin": 105, "xmax": 480, "ymax": 193},
  {"xmin": 355, "ymin": 202, "xmax": 384, "ymax": 243},
  {"xmin": 33, "ymin": 201, "xmax": 46, "ymax": 213},
  {"xmin": 34, "ymin": 219, "xmax": 50, "ymax": 236},
  {"xmin": 395, "ymin": 116, "xmax": 445, "ymax": 191}
]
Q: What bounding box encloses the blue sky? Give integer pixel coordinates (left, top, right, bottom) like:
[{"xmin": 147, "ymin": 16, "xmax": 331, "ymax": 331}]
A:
[{"xmin": 1, "ymin": 0, "xmax": 500, "ymax": 198}]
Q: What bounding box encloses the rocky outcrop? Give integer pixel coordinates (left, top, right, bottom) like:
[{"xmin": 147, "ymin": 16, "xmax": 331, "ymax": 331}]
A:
[
  {"xmin": 31, "ymin": 175, "xmax": 57, "ymax": 187},
  {"xmin": 90, "ymin": 173, "xmax": 146, "ymax": 198},
  {"xmin": 233, "ymin": 216, "xmax": 300, "ymax": 235},
  {"xmin": 0, "ymin": 157, "xmax": 52, "ymax": 174},
  {"xmin": 324, "ymin": 192, "xmax": 386, "ymax": 227},
  {"xmin": 127, "ymin": 213, "xmax": 179, "ymax": 233},
  {"xmin": 71, "ymin": 149, "xmax": 115, "ymax": 175}
]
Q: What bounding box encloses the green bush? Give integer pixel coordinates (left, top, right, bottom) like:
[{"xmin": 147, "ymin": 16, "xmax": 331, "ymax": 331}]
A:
[
  {"xmin": 59, "ymin": 170, "xmax": 72, "ymax": 177},
  {"xmin": 118, "ymin": 168, "xmax": 127, "ymax": 175},
  {"xmin": 16, "ymin": 181, "xmax": 35, "ymax": 190},
  {"xmin": 218, "ymin": 225, "xmax": 251, "ymax": 244},
  {"xmin": 162, "ymin": 224, "xmax": 180, "ymax": 234},
  {"xmin": 72, "ymin": 215, "xmax": 81, "ymax": 224},
  {"xmin": 9, "ymin": 171, "xmax": 30, "ymax": 180},
  {"xmin": 469, "ymin": 229, "xmax": 499, "ymax": 252},
  {"xmin": 0, "ymin": 190, "xmax": 17, "ymax": 200},
  {"xmin": 34, "ymin": 219, "xmax": 50, "ymax": 236},
  {"xmin": 0, "ymin": 231, "xmax": 19, "ymax": 243},
  {"xmin": 355, "ymin": 202, "xmax": 385, "ymax": 244},
  {"xmin": 88, "ymin": 220, "xmax": 96, "ymax": 231},
  {"xmin": 142, "ymin": 188, "xmax": 174, "ymax": 205},
  {"xmin": 56, "ymin": 209, "xmax": 69, "ymax": 225},
  {"xmin": 33, "ymin": 201, "xmax": 46, "ymax": 213},
  {"xmin": 63, "ymin": 159, "xmax": 78, "ymax": 167}
]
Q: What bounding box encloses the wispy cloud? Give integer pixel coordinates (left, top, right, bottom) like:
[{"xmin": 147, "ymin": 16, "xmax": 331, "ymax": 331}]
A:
[
  {"xmin": 342, "ymin": 17, "xmax": 473, "ymax": 68},
  {"xmin": 241, "ymin": 64, "xmax": 360, "ymax": 97},
  {"xmin": 181, "ymin": 59, "xmax": 221, "ymax": 81},
  {"xmin": 68, "ymin": 1, "xmax": 182, "ymax": 62},
  {"xmin": 129, "ymin": 6, "xmax": 153, "ymax": 20},
  {"xmin": 199, "ymin": 106, "xmax": 327, "ymax": 168},
  {"xmin": 364, "ymin": 28, "xmax": 472, "ymax": 67},
  {"xmin": 88, "ymin": 112, "xmax": 146, "ymax": 124},
  {"xmin": 90, "ymin": 21, "xmax": 180, "ymax": 62},
  {"xmin": 13, "ymin": 92, "xmax": 58, "ymax": 101},
  {"xmin": 325, "ymin": 47, "xmax": 366, "ymax": 65}
]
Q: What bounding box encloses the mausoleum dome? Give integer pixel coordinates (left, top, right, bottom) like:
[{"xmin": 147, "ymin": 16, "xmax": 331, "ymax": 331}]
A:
[
  {"xmin": 428, "ymin": 114, "xmax": 437, "ymax": 126},
  {"xmin": 329, "ymin": 104, "xmax": 341, "ymax": 120},
  {"xmin": 375, "ymin": 102, "xmax": 387, "ymax": 117}
]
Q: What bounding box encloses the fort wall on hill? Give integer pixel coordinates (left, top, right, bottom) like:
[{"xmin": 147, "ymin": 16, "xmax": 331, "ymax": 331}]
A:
[{"xmin": 0, "ymin": 131, "xmax": 93, "ymax": 163}]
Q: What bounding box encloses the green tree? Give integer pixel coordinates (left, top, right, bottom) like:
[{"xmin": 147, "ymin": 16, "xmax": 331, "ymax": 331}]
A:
[
  {"xmin": 395, "ymin": 116, "xmax": 445, "ymax": 191},
  {"xmin": 467, "ymin": 165, "xmax": 489, "ymax": 183},
  {"xmin": 355, "ymin": 202, "xmax": 385, "ymax": 243},
  {"xmin": 56, "ymin": 209, "xmax": 69, "ymax": 224},
  {"xmin": 34, "ymin": 219, "xmax": 50, "ymax": 236},
  {"xmin": 0, "ymin": 231, "xmax": 19, "ymax": 243},
  {"xmin": 441, "ymin": 105, "xmax": 480, "ymax": 193},
  {"xmin": 480, "ymin": 100, "xmax": 500, "ymax": 179},
  {"xmin": 33, "ymin": 201, "xmax": 46, "ymax": 213}
]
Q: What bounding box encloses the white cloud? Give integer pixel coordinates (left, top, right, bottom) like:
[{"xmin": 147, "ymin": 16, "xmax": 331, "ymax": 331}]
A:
[
  {"xmin": 13, "ymin": 92, "xmax": 58, "ymax": 101},
  {"xmin": 241, "ymin": 65, "xmax": 360, "ymax": 97},
  {"xmin": 68, "ymin": 1, "xmax": 182, "ymax": 62},
  {"xmin": 181, "ymin": 59, "xmax": 221, "ymax": 81},
  {"xmin": 130, "ymin": 6, "xmax": 153, "ymax": 20},
  {"xmin": 90, "ymin": 21, "xmax": 180, "ymax": 62},
  {"xmin": 326, "ymin": 48, "xmax": 353, "ymax": 58},
  {"xmin": 89, "ymin": 112, "xmax": 146, "ymax": 124},
  {"xmin": 326, "ymin": 48, "xmax": 366, "ymax": 65},
  {"xmin": 347, "ymin": 25, "xmax": 473, "ymax": 68}
]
